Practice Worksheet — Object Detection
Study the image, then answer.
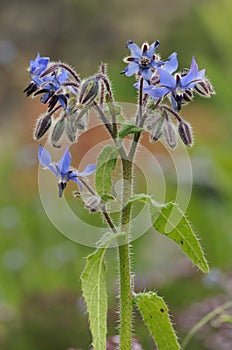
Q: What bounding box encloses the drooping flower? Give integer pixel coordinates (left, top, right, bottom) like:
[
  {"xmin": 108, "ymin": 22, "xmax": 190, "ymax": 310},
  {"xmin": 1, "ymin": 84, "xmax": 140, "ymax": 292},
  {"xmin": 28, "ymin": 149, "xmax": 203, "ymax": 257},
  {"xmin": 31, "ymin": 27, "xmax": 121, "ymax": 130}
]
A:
[
  {"xmin": 38, "ymin": 145, "xmax": 96, "ymax": 197},
  {"xmin": 121, "ymin": 40, "xmax": 162, "ymax": 81},
  {"xmin": 142, "ymin": 56, "xmax": 206, "ymax": 111}
]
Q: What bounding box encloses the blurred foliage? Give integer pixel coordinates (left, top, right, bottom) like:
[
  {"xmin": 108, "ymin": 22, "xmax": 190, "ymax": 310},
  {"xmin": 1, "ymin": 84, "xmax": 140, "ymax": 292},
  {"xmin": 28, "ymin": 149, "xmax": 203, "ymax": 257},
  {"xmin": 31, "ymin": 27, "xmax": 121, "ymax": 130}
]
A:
[{"xmin": 0, "ymin": 0, "xmax": 232, "ymax": 349}]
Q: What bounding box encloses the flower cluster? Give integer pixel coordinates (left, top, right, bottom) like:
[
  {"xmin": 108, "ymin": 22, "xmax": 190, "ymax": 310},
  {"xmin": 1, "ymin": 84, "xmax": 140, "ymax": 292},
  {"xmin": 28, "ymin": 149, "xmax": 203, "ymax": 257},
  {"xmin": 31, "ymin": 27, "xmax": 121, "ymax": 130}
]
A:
[
  {"xmin": 24, "ymin": 53, "xmax": 100, "ymax": 147},
  {"xmin": 24, "ymin": 39, "xmax": 215, "ymax": 197},
  {"xmin": 122, "ymin": 40, "xmax": 215, "ymax": 147}
]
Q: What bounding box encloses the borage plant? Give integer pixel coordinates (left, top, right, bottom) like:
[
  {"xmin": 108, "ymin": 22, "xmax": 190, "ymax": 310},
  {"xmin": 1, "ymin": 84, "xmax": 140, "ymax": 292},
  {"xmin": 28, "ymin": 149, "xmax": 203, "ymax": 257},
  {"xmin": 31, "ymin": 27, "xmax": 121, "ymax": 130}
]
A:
[{"xmin": 24, "ymin": 40, "xmax": 215, "ymax": 350}]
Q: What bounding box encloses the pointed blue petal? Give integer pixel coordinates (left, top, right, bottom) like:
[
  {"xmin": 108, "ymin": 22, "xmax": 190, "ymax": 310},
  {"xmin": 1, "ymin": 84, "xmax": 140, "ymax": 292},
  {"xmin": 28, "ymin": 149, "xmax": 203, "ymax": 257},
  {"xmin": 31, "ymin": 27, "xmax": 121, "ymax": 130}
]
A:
[
  {"xmin": 158, "ymin": 68, "xmax": 176, "ymax": 89},
  {"xmin": 126, "ymin": 41, "xmax": 142, "ymax": 58},
  {"xmin": 146, "ymin": 40, "xmax": 160, "ymax": 58},
  {"xmin": 163, "ymin": 52, "xmax": 178, "ymax": 74},
  {"xmin": 124, "ymin": 62, "xmax": 139, "ymax": 76},
  {"xmin": 180, "ymin": 56, "xmax": 199, "ymax": 88},
  {"xmin": 144, "ymin": 86, "xmax": 170, "ymax": 98},
  {"xmin": 58, "ymin": 69, "xmax": 69, "ymax": 84},
  {"xmin": 38, "ymin": 145, "xmax": 58, "ymax": 176},
  {"xmin": 38, "ymin": 145, "xmax": 52, "ymax": 167},
  {"xmin": 77, "ymin": 164, "xmax": 96, "ymax": 176},
  {"xmin": 198, "ymin": 68, "xmax": 205, "ymax": 79},
  {"xmin": 57, "ymin": 148, "xmax": 71, "ymax": 176}
]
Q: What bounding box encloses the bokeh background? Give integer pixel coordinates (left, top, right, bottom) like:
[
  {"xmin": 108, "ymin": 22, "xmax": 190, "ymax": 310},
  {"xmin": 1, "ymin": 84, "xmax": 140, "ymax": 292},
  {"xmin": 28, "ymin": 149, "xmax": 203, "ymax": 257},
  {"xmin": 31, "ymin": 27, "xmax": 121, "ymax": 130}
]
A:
[{"xmin": 0, "ymin": 0, "xmax": 232, "ymax": 349}]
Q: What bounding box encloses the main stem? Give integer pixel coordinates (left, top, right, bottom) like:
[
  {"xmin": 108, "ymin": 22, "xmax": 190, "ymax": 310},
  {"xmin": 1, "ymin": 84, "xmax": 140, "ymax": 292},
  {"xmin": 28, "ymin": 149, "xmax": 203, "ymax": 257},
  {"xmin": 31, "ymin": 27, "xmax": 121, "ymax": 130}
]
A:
[
  {"xmin": 119, "ymin": 158, "xmax": 133, "ymax": 350},
  {"xmin": 119, "ymin": 77, "xmax": 144, "ymax": 350}
]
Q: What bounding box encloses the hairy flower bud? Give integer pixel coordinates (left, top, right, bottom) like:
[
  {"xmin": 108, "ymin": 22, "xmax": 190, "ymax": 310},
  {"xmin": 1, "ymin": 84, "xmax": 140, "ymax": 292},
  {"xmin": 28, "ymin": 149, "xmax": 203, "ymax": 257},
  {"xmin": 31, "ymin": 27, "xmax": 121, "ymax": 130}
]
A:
[
  {"xmin": 163, "ymin": 120, "xmax": 177, "ymax": 148},
  {"xmin": 149, "ymin": 115, "xmax": 165, "ymax": 142},
  {"xmin": 33, "ymin": 113, "xmax": 52, "ymax": 140},
  {"xmin": 194, "ymin": 78, "xmax": 215, "ymax": 97},
  {"xmin": 50, "ymin": 117, "xmax": 65, "ymax": 147},
  {"xmin": 178, "ymin": 121, "xmax": 193, "ymax": 147},
  {"xmin": 85, "ymin": 195, "xmax": 101, "ymax": 213},
  {"xmin": 78, "ymin": 77, "xmax": 99, "ymax": 105},
  {"xmin": 65, "ymin": 115, "xmax": 79, "ymax": 143}
]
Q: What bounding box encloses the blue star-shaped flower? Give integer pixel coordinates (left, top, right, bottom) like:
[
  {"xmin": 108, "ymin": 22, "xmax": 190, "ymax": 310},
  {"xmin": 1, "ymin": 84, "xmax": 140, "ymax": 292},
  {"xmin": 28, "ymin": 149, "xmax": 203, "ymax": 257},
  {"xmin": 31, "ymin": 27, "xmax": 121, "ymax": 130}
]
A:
[
  {"xmin": 143, "ymin": 56, "xmax": 205, "ymax": 110},
  {"xmin": 122, "ymin": 40, "xmax": 161, "ymax": 81},
  {"xmin": 30, "ymin": 53, "xmax": 50, "ymax": 76},
  {"xmin": 133, "ymin": 52, "xmax": 178, "ymax": 89},
  {"xmin": 38, "ymin": 145, "xmax": 96, "ymax": 197}
]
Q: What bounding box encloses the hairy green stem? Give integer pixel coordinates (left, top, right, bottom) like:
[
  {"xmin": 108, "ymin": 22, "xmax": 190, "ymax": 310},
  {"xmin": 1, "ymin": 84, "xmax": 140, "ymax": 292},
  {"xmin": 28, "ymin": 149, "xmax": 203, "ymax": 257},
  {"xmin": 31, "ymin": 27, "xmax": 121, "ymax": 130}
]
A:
[
  {"xmin": 118, "ymin": 77, "xmax": 145, "ymax": 349},
  {"xmin": 119, "ymin": 158, "xmax": 133, "ymax": 350}
]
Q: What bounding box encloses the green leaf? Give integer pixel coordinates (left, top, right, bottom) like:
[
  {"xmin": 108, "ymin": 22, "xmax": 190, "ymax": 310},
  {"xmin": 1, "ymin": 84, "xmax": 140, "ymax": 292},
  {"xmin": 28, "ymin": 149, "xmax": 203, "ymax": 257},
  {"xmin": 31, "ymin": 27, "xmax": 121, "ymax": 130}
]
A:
[
  {"xmin": 127, "ymin": 194, "xmax": 209, "ymax": 273},
  {"xmin": 81, "ymin": 248, "xmax": 107, "ymax": 350},
  {"xmin": 152, "ymin": 202, "xmax": 209, "ymax": 274},
  {"xmin": 81, "ymin": 232, "xmax": 125, "ymax": 350},
  {"xmin": 134, "ymin": 292, "xmax": 180, "ymax": 350},
  {"xmin": 118, "ymin": 123, "xmax": 143, "ymax": 138},
  {"xmin": 95, "ymin": 146, "xmax": 118, "ymax": 198},
  {"xmin": 101, "ymin": 193, "xmax": 115, "ymax": 202}
]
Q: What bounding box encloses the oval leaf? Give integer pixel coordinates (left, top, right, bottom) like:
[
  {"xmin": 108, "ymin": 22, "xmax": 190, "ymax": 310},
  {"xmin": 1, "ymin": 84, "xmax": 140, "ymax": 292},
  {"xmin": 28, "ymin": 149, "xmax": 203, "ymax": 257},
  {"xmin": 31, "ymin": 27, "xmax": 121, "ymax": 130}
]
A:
[
  {"xmin": 134, "ymin": 292, "xmax": 180, "ymax": 350},
  {"xmin": 95, "ymin": 146, "xmax": 118, "ymax": 199}
]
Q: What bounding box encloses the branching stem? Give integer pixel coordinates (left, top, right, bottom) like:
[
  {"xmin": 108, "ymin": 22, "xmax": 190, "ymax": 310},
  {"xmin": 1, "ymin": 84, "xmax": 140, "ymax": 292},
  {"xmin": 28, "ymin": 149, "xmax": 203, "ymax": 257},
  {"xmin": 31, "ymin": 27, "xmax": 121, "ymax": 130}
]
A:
[{"xmin": 79, "ymin": 178, "xmax": 117, "ymax": 234}]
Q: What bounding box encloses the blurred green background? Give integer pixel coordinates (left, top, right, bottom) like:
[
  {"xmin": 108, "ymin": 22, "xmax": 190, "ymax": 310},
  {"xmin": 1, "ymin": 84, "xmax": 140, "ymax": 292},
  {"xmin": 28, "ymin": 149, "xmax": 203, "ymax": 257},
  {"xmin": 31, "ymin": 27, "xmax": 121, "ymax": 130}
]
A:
[{"xmin": 0, "ymin": 0, "xmax": 232, "ymax": 349}]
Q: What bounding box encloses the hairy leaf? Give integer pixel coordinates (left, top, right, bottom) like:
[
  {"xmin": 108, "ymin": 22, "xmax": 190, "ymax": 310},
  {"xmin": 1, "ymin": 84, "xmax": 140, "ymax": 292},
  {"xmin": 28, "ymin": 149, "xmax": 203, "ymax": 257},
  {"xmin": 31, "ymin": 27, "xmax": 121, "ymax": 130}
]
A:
[
  {"xmin": 153, "ymin": 202, "xmax": 209, "ymax": 273},
  {"xmin": 81, "ymin": 248, "xmax": 107, "ymax": 350},
  {"xmin": 118, "ymin": 123, "xmax": 143, "ymax": 138},
  {"xmin": 127, "ymin": 194, "xmax": 209, "ymax": 273},
  {"xmin": 134, "ymin": 292, "xmax": 180, "ymax": 350},
  {"xmin": 81, "ymin": 232, "xmax": 125, "ymax": 350},
  {"xmin": 95, "ymin": 146, "xmax": 118, "ymax": 199}
]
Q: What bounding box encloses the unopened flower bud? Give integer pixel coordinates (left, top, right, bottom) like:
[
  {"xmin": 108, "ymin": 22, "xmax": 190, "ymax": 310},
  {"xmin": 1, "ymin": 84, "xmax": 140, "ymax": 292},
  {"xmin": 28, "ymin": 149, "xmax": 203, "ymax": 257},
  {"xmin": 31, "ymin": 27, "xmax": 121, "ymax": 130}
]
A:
[
  {"xmin": 78, "ymin": 77, "xmax": 99, "ymax": 105},
  {"xmin": 85, "ymin": 196, "xmax": 101, "ymax": 213},
  {"xmin": 65, "ymin": 115, "xmax": 79, "ymax": 143},
  {"xmin": 194, "ymin": 78, "xmax": 215, "ymax": 97},
  {"xmin": 178, "ymin": 121, "xmax": 193, "ymax": 147},
  {"xmin": 76, "ymin": 119, "xmax": 87, "ymax": 130},
  {"xmin": 50, "ymin": 117, "xmax": 65, "ymax": 147},
  {"xmin": 149, "ymin": 116, "xmax": 165, "ymax": 142},
  {"xmin": 163, "ymin": 121, "xmax": 177, "ymax": 148},
  {"xmin": 33, "ymin": 113, "xmax": 52, "ymax": 140}
]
